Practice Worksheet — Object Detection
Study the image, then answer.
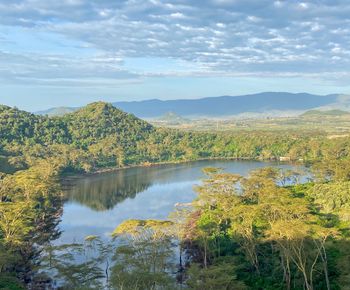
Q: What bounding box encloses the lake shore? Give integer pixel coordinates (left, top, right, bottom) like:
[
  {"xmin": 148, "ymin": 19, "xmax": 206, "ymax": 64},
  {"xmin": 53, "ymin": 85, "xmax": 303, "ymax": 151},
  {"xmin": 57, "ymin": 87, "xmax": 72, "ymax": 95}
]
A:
[{"xmin": 60, "ymin": 156, "xmax": 301, "ymax": 185}]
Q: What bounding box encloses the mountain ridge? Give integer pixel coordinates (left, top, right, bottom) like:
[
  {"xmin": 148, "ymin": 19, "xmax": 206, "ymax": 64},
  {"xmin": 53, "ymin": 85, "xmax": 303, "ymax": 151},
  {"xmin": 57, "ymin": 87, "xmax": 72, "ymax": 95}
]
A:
[
  {"xmin": 34, "ymin": 92, "xmax": 346, "ymax": 118},
  {"xmin": 113, "ymin": 92, "xmax": 340, "ymax": 118}
]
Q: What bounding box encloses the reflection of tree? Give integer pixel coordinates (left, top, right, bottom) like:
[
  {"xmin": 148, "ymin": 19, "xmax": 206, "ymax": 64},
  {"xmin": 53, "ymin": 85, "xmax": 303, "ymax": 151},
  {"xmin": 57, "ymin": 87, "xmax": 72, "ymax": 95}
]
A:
[
  {"xmin": 65, "ymin": 161, "xmax": 300, "ymax": 212},
  {"xmin": 63, "ymin": 161, "xmax": 219, "ymax": 212},
  {"xmin": 64, "ymin": 168, "xmax": 155, "ymax": 211}
]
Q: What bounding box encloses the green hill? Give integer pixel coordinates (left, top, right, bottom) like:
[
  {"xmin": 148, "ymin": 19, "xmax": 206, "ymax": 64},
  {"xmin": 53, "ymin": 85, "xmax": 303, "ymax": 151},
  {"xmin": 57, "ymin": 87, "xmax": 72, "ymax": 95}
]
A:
[
  {"xmin": 301, "ymin": 109, "xmax": 350, "ymax": 117},
  {"xmin": 63, "ymin": 102, "xmax": 154, "ymax": 147},
  {"xmin": 0, "ymin": 102, "xmax": 153, "ymax": 147},
  {"xmin": 35, "ymin": 106, "xmax": 77, "ymax": 116},
  {"xmin": 0, "ymin": 102, "xmax": 157, "ymax": 171},
  {"xmin": 156, "ymin": 112, "xmax": 191, "ymax": 124}
]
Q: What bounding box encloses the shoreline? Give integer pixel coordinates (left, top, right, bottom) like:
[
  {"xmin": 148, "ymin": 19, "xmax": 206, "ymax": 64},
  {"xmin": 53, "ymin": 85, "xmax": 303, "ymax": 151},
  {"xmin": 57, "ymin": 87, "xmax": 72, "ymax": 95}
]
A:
[
  {"xmin": 60, "ymin": 156, "xmax": 301, "ymax": 184},
  {"xmin": 60, "ymin": 157, "xmax": 243, "ymax": 183}
]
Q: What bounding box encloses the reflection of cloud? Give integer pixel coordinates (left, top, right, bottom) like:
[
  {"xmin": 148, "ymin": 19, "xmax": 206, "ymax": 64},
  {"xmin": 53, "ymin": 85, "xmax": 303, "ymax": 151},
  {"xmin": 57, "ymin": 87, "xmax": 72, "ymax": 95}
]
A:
[
  {"xmin": 60, "ymin": 182, "xmax": 197, "ymax": 243},
  {"xmin": 0, "ymin": 0, "xmax": 350, "ymax": 88}
]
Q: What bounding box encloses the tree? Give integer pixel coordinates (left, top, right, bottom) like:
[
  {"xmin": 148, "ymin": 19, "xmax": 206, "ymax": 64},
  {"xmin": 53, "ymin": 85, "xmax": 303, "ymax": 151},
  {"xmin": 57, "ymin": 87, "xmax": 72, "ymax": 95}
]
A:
[
  {"xmin": 186, "ymin": 259, "xmax": 247, "ymax": 290},
  {"xmin": 0, "ymin": 202, "xmax": 33, "ymax": 246},
  {"xmin": 110, "ymin": 220, "xmax": 176, "ymax": 290}
]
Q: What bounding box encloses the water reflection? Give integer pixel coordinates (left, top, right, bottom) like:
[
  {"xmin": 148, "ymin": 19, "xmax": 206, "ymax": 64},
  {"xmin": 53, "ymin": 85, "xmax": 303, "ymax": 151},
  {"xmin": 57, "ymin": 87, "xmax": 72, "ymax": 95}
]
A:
[
  {"xmin": 60, "ymin": 160, "xmax": 301, "ymax": 244},
  {"xmin": 65, "ymin": 169, "xmax": 153, "ymax": 211}
]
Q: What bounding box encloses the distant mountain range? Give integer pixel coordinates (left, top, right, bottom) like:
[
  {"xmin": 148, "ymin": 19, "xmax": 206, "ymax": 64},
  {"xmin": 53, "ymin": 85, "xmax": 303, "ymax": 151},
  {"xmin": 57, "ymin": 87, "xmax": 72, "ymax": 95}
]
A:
[{"xmin": 35, "ymin": 92, "xmax": 350, "ymax": 118}]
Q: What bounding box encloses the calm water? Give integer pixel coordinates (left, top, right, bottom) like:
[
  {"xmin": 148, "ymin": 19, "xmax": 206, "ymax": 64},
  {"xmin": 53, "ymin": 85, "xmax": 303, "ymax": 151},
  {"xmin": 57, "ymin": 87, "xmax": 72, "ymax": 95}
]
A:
[{"xmin": 59, "ymin": 160, "xmax": 303, "ymax": 244}]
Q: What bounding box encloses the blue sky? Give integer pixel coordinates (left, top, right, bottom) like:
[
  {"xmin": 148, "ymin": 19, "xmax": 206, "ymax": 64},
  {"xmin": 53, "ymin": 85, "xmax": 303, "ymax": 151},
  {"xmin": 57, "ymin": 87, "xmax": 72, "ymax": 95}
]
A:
[{"xmin": 0, "ymin": 0, "xmax": 350, "ymax": 111}]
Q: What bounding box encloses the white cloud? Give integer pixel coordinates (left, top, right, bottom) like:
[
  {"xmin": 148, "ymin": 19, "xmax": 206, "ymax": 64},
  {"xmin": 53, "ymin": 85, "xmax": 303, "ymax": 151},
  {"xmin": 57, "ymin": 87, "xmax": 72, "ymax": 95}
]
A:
[
  {"xmin": 169, "ymin": 12, "xmax": 186, "ymax": 19},
  {"xmin": 216, "ymin": 22, "xmax": 226, "ymax": 28},
  {"xmin": 0, "ymin": 0, "xmax": 349, "ymax": 86}
]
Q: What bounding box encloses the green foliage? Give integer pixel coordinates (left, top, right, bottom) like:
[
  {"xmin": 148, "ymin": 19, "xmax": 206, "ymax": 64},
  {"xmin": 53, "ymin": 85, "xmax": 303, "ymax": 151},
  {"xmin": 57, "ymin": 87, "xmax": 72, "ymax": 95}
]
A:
[
  {"xmin": 185, "ymin": 168, "xmax": 350, "ymax": 290},
  {"xmin": 301, "ymin": 109, "xmax": 350, "ymax": 117},
  {"xmin": 187, "ymin": 259, "xmax": 247, "ymax": 290},
  {"xmin": 308, "ymin": 181, "xmax": 350, "ymax": 221},
  {"xmin": 111, "ymin": 219, "xmax": 176, "ymax": 290},
  {"xmin": 40, "ymin": 243, "xmax": 105, "ymax": 289},
  {"xmin": 0, "ymin": 274, "xmax": 24, "ymax": 290}
]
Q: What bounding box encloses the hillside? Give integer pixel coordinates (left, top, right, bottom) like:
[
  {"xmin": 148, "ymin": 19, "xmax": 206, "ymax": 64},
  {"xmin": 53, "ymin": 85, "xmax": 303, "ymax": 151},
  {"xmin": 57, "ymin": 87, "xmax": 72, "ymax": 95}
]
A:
[
  {"xmin": 301, "ymin": 109, "xmax": 350, "ymax": 117},
  {"xmin": 63, "ymin": 102, "xmax": 154, "ymax": 148},
  {"xmin": 156, "ymin": 112, "xmax": 191, "ymax": 124},
  {"xmin": 0, "ymin": 102, "xmax": 153, "ymax": 147},
  {"xmin": 114, "ymin": 92, "xmax": 339, "ymax": 118},
  {"xmin": 0, "ymin": 102, "xmax": 157, "ymax": 171},
  {"xmin": 35, "ymin": 106, "xmax": 78, "ymax": 116}
]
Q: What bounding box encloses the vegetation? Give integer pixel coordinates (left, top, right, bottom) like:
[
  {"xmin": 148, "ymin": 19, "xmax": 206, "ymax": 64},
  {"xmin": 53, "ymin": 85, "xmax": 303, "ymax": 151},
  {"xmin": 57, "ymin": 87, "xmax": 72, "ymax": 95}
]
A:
[
  {"xmin": 150, "ymin": 110, "xmax": 350, "ymax": 134},
  {"xmin": 2, "ymin": 102, "xmax": 350, "ymax": 175},
  {"xmin": 300, "ymin": 109, "xmax": 350, "ymax": 117},
  {"xmin": 24, "ymin": 164, "xmax": 350, "ymax": 289},
  {"xmin": 180, "ymin": 167, "xmax": 350, "ymax": 289},
  {"xmin": 1, "ymin": 102, "xmax": 350, "ymax": 288}
]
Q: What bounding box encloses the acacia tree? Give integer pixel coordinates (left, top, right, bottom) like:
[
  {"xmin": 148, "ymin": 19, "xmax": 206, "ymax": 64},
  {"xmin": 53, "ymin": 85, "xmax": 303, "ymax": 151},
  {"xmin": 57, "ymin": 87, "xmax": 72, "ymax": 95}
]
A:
[
  {"xmin": 267, "ymin": 221, "xmax": 336, "ymax": 290},
  {"xmin": 169, "ymin": 206, "xmax": 192, "ymax": 278},
  {"xmin": 192, "ymin": 168, "xmax": 241, "ymax": 267},
  {"xmin": 110, "ymin": 219, "xmax": 176, "ymax": 290},
  {"xmin": 0, "ymin": 202, "xmax": 33, "ymax": 246},
  {"xmin": 187, "ymin": 167, "xmax": 342, "ymax": 289},
  {"xmin": 186, "ymin": 259, "xmax": 247, "ymax": 290},
  {"xmin": 40, "ymin": 242, "xmax": 105, "ymax": 289}
]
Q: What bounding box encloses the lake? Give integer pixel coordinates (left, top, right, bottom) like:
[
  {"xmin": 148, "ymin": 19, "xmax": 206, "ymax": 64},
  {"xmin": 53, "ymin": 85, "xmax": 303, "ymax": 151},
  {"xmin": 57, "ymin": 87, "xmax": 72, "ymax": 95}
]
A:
[{"xmin": 59, "ymin": 160, "xmax": 304, "ymax": 244}]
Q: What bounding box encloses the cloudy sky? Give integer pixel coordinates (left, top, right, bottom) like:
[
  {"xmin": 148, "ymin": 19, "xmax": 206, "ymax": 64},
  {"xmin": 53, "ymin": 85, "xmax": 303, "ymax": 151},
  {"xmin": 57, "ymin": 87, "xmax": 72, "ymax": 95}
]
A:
[{"xmin": 1, "ymin": 0, "xmax": 350, "ymax": 111}]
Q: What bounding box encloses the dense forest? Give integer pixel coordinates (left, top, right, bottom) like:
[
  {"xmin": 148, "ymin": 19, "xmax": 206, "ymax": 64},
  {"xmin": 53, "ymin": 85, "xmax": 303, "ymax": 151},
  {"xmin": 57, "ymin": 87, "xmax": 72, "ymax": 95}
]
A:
[{"xmin": 1, "ymin": 102, "xmax": 350, "ymax": 289}]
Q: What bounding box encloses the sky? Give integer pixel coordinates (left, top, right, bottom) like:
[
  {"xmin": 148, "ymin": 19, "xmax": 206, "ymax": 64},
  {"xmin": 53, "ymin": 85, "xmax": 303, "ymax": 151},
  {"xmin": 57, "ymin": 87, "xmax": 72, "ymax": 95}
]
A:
[{"xmin": 0, "ymin": 0, "xmax": 350, "ymax": 111}]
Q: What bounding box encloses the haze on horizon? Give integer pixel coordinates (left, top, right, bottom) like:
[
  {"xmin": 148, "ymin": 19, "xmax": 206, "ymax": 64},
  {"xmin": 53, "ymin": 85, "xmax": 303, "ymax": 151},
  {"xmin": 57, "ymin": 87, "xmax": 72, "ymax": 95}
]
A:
[{"xmin": 0, "ymin": 0, "xmax": 350, "ymax": 111}]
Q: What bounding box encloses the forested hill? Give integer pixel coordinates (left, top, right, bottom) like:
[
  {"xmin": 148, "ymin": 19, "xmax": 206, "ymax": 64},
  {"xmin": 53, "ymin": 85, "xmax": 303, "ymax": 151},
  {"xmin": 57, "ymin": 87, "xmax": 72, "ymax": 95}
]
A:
[
  {"xmin": 63, "ymin": 102, "xmax": 154, "ymax": 147},
  {"xmin": 0, "ymin": 102, "xmax": 162, "ymax": 174},
  {"xmin": 0, "ymin": 102, "xmax": 153, "ymax": 147}
]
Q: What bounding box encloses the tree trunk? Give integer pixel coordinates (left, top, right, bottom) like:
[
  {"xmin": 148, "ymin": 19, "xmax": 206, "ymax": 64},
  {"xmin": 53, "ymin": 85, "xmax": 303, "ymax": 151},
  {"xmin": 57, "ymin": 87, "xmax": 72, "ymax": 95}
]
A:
[{"xmin": 320, "ymin": 246, "xmax": 330, "ymax": 290}]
